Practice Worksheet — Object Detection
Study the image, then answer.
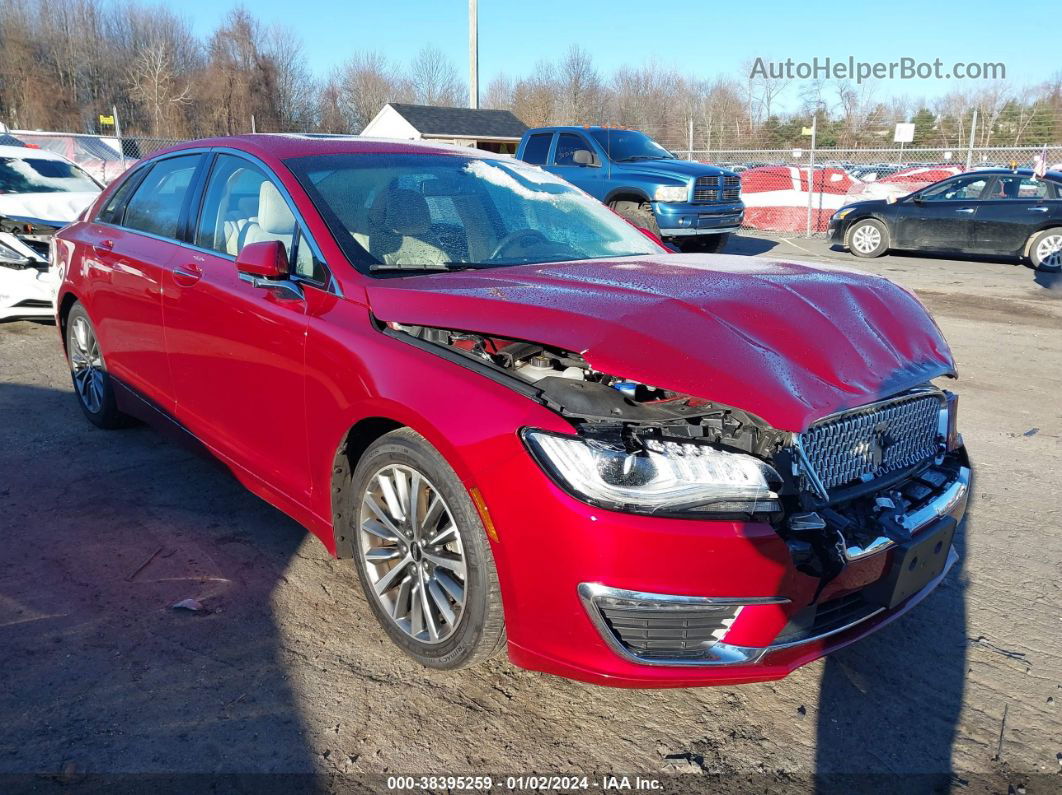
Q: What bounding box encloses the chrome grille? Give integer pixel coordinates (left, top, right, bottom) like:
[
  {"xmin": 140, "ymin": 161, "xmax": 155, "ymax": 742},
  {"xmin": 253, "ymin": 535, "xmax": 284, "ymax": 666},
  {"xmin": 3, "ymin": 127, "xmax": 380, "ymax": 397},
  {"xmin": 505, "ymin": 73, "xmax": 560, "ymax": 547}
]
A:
[
  {"xmin": 799, "ymin": 393, "xmax": 943, "ymax": 493},
  {"xmin": 692, "ymin": 175, "xmax": 720, "ymax": 203}
]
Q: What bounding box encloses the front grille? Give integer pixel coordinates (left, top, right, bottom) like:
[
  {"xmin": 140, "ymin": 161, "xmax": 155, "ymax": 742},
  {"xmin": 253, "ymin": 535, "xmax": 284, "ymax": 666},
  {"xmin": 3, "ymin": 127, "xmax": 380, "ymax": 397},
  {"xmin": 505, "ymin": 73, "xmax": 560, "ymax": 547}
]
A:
[
  {"xmin": 773, "ymin": 592, "xmax": 879, "ymax": 646},
  {"xmin": 693, "ymin": 175, "xmax": 741, "ymax": 203},
  {"xmin": 594, "ymin": 599, "xmax": 739, "ymax": 660},
  {"xmin": 799, "ymin": 393, "xmax": 944, "ymax": 494}
]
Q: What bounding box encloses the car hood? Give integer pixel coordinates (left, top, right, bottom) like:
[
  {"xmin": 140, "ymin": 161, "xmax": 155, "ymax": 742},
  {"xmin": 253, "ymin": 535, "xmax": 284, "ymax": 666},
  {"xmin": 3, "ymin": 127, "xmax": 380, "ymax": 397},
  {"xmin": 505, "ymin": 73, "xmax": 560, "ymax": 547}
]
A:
[
  {"xmin": 0, "ymin": 191, "xmax": 99, "ymax": 226},
  {"xmin": 613, "ymin": 159, "xmax": 734, "ymax": 182},
  {"xmin": 366, "ymin": 254, "xmax": 955, "ymax": 432}
]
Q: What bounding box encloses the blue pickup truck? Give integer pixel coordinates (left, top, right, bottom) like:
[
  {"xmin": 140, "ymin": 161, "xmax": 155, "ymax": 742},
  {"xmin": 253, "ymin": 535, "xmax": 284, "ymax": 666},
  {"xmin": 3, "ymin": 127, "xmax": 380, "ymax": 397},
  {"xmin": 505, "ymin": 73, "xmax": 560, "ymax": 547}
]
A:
[{"xmin": 515, "ymin": 126, "xmax": 744, "ymax": 252}]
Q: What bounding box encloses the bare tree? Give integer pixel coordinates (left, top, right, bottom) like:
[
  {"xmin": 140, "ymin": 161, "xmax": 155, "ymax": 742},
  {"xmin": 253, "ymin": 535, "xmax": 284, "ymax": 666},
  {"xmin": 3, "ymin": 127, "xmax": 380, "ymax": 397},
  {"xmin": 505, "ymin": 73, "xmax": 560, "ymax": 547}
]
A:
[
  {"xmin": 128, "ymin": 39, "xmax": 191, "ymax": 135},
  {"xmin": 409, "ymin": 45, "xmax": 462, "ymax": 107},
  {"xmin": 337, "ymin": 51, "xmax": 411, "ymax": 132}
]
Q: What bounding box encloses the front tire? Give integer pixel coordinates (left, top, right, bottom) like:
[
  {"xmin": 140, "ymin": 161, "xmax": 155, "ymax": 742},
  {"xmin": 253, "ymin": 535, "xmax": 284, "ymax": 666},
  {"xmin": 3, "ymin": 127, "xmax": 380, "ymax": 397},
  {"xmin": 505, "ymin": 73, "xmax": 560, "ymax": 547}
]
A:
[
  {"xmin": 347, "ymin": 428, "xmax": 505, "ymax": 669},
  {"xmin": 1028, "ymin": 228, "xmax": 1062, "ymax": 272},
  {"xmin": 611, "ymin": 200, "xmax": 660, "ymax": 238},
  {"xmin": 846, "ymin": 218, "xmax": 889, "ymax": 258},
  {"xmin": 66, "ymin": 302, "xmax": 128, "ymax": 429}
]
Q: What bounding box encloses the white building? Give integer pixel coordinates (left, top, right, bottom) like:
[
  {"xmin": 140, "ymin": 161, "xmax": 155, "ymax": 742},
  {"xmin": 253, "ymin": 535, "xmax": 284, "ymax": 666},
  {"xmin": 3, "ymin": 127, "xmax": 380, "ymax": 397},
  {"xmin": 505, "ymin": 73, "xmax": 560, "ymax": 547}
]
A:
[{"xmin": 361, "ymin": 103, "xmax": 528, "ymax": 155}]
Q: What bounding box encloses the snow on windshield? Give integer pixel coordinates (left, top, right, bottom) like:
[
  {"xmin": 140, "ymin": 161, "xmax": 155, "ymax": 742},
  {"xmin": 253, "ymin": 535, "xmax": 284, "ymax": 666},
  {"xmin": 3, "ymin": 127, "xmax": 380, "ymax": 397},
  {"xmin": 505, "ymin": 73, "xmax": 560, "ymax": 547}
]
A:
[
  {"xmin": 0, "ymin": 157, "xmax": 98, "ymax": 194},
  {"xmin": 462, "ymin": 159, "xmax": 587, "ymax": 208}
]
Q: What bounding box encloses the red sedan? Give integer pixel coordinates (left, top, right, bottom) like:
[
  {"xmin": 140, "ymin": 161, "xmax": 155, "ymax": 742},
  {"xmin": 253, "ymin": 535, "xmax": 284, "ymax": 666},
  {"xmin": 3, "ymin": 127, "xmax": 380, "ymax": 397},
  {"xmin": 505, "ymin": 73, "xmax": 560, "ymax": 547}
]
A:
[{"xmin": 52, "ymin": 135, "xmax": 970, "ymax": 687}]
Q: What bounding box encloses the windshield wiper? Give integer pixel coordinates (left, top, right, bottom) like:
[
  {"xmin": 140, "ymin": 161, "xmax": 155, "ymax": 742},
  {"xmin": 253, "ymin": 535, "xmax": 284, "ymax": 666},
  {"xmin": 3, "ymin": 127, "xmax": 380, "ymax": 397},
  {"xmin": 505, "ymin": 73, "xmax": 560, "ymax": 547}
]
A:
[
  {"xmin": 369, "ymin": 262, "xmax": 479, "ymax": 274},
  {"xmin": 614, "ymin": 155, "xmax": 672, "ymax": 162}
]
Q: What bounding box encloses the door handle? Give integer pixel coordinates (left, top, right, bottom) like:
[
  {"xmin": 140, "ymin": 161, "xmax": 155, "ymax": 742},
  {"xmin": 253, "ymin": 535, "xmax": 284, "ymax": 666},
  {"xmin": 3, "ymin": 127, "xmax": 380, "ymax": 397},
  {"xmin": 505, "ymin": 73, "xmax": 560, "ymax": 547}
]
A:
[
  {"xmin": 1028, "ymin": 206, "xmax": 1049, "ymax": 212},
  {"xmin": 92, "ymin": 239, "xmax": 114, "ymax": 256},
  {"xmin": 172, "ymin": 263, "xmax": 203, "ymax": 286},
  {"xmin": 954, "ymin": 208, "xmax": 975, "ymax": 214}
]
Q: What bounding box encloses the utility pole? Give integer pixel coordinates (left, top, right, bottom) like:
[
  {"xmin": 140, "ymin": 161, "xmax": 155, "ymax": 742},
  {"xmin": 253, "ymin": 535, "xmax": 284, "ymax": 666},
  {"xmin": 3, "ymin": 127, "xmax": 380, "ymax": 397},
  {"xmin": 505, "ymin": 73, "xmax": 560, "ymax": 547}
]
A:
[
  {"xmin": 965, "ymin": 108, "xmax": 977, "ymax": 170},
  {"xmin": 468, "ymin": 0, "xmax": 479, "ymax": 109},
  {"xmin": 687, "ymin": 116, "xmax": 694, "ymax": 161},
  {"xmin": 112, "ymin": 104, "xmax": 125, "ymax": 164},
  {"xmin": 805, "ymin": 115, "xmax": 817, "ymax": 238}
]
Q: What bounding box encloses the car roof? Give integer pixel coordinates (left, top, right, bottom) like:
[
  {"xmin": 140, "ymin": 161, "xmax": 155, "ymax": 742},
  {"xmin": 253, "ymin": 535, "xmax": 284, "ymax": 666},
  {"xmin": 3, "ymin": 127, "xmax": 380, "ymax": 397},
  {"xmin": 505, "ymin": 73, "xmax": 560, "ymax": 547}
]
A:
[
  {"xmin": 0, "ymin": 143, "xmax": 69, "ymax": 161},
  {"xmin": 963, "ymin": 167, "xmax": 1062, "ymax": 178},
  {"xmin": 151, "ymin": 134, "xmax": 513, "ymax": 162}
]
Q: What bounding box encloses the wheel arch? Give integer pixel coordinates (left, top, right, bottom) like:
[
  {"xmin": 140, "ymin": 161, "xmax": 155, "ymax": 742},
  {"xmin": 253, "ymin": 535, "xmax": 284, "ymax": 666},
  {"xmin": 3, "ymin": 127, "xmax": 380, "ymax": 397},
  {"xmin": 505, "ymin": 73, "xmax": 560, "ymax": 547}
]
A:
[
  {"xmin": 1023, "ymin": 224, "xmax": 1062, "ymax": 259},
  {"xmin": 56, "ymin": 290, "xmax": 81, "ymax": 353},
  {"xmin": 604, "ymin": 188, "xmax": 652, "ymax": 208},
  {"xmin": 330, "ymin": 416, "xmax": 406, "ymax": 558}
]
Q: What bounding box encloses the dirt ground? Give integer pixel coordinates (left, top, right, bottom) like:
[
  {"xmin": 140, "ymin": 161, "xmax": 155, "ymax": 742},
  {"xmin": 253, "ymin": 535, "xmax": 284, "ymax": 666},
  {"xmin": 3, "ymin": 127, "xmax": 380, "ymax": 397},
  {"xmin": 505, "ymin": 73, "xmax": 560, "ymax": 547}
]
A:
[{"xmin": 0, "ymin": 239, "xmax": 1059, "ymax": 793}]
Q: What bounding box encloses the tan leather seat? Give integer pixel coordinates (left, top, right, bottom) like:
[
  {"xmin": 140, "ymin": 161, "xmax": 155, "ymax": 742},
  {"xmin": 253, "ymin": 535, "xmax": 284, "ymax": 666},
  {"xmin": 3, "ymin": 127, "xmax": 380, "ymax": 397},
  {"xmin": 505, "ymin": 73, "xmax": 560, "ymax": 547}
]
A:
[
  {"xmin": 243, "ymin": 181, "xmax": 296, "ymax": 256},
  {"xmin": 353, "ymin": 188, "xmax": 448, "ymax": 267}
]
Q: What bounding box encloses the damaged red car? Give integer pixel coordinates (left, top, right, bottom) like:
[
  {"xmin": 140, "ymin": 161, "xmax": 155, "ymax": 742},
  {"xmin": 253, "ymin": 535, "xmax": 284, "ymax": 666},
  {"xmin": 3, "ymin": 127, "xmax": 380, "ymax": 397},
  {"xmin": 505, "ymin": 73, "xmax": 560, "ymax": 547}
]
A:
[{"xmin": 52, "ymin": 136, "xmax": 970, "ymax": 687}]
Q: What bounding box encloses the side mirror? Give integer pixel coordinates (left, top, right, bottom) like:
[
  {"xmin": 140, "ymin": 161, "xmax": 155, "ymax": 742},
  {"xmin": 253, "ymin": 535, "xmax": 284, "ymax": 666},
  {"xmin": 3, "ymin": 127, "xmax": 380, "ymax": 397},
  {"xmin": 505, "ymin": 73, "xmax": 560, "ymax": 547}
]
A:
[
  {"xmin": 236, "ymin": 240, "xmax": 302, "ymax": 299},
  {"xmin": 236, "ymin": 240, "xmax": 289, "ymax": 280},
  {"xmin": 573, "ymin": 149, "xmax": 596, "ymax": 166}
]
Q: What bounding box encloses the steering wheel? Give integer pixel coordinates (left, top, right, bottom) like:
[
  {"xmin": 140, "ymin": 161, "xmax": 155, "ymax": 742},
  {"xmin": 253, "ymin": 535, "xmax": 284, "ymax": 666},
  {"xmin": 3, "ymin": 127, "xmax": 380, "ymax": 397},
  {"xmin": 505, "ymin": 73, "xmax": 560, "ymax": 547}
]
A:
[{"xmin": 489, "ymin": 229, "xmax": 549, "ymax": 260}]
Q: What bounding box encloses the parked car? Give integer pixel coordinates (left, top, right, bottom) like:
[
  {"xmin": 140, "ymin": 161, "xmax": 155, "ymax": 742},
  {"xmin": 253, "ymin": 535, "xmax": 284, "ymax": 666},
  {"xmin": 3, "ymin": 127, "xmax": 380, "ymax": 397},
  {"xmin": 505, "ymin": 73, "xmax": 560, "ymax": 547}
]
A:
[
  {"xmin": 53, "ymin": 135, "xmax": 970, "ymax": 687},
  {"xmin": 516, "ymin": 126, "xmax": 743, "ymax": 253},
  {"xmin": 0, "ymin": 144, "xmax": 102, "ymax": 321},
  {"xmin": 13, "ymin": 132, "xmax": 129, "ymax": 184},
  {"xmin": 830, "ymin": 168, "xmax": 1062, "ymax": 270}
]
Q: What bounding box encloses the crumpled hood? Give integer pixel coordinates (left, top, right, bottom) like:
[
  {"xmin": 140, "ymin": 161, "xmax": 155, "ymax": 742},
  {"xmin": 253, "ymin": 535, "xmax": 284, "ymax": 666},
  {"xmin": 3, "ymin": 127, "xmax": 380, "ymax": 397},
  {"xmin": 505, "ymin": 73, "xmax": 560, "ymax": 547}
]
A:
[
  {"xmin": 366, "ymin": 254, "xmax": 955, "ymax": 432},
  {"xmin": 0, "ymin": 191, "xmax": 99, "ymax": 226}
]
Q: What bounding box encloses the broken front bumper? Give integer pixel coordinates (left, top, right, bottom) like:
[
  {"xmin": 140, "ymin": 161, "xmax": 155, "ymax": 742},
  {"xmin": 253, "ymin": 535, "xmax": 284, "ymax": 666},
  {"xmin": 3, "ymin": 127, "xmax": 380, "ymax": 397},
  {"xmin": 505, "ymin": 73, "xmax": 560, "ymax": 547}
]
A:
[
  {"xmin": 0, "ymin": 265, "xmax": 57, "ymax": 321},
  {"xmin": 492, "ymin": 438, "xmax": 969, "ymax": 687}
]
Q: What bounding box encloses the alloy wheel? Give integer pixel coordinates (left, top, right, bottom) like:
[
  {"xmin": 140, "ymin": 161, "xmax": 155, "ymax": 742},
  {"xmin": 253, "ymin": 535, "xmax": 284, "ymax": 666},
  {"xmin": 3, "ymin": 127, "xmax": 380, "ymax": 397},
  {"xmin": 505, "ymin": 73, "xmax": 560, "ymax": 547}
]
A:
[
  {"xmin": 357, "ymin": 464, "xmax": 467, "ymax": 644},
  {"xmin": 1035, "ymin": 233, "xmax": 1062, "ymax": 269},
  {"xmin": 851, "ymin": 224, "xmax": 882, "ymax": 254},
  {"xmin": 70, "ymin": 316, "xmax": 105, "ymax": 414}
]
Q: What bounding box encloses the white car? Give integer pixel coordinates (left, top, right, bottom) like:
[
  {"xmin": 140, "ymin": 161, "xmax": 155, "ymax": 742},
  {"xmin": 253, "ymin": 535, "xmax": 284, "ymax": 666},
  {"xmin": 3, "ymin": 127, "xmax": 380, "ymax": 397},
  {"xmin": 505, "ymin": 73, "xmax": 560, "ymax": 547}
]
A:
[{"xmin": 0, "ymin": 144, "xmax": 101, "ymax": 321}]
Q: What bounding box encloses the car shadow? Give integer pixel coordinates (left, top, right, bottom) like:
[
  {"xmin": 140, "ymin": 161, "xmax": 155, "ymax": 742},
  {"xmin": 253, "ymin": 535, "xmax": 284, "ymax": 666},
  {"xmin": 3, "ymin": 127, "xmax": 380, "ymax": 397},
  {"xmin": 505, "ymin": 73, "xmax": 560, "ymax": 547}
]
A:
[
  {"xmin": 725, "ymin": 234, "xmax": 782, "ymax": 256},
  {"xmin": 0, "ymin": 382, "xmax": 320, "ymax": 786},
  {"xmin": 1033, "ymin": 268, "xmax": 1062, "ymax": 290}
]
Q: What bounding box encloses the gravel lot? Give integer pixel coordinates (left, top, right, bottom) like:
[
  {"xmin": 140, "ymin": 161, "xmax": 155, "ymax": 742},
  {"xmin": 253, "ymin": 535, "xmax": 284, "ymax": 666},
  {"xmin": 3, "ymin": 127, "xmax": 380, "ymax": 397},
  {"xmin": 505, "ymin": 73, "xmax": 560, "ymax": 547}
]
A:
[{"xmin": 1, "ymin": 239, "xmax": 1059, "ymax": 793}]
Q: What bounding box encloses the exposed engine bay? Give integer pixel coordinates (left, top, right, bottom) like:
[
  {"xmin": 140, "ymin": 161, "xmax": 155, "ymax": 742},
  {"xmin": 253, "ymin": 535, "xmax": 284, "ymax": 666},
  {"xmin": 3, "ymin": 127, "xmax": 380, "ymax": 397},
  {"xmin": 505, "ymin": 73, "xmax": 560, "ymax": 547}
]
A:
[
  {"xmin": 384, "ymin": 321, "xmax": 967, "ymax": 594},
  {"xmin": 0, "ymin": 215, "xmax": 60, "ymax": 320}
]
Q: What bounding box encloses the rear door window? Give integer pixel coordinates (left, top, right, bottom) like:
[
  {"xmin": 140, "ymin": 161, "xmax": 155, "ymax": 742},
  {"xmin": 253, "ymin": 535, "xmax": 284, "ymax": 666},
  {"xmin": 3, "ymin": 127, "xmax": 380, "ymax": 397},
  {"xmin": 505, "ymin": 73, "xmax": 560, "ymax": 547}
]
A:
[
  {"xmin": 521, "ymin": 133, "xmax": 552, "ymax": 165},
  {"xmin": 122, "ymin": 155, "xmax": 201, "ymax": 239},
  {"xmin": 990, "ymin": 175, "xmax": 1051, "ymax": 200}
]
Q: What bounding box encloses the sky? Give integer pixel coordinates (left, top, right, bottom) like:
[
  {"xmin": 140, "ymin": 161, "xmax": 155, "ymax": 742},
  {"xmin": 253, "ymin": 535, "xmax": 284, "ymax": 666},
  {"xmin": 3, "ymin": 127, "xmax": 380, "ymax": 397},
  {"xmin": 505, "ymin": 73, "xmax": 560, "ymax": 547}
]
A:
[{"xmin": 172, "ymin": 0, "xmax": 1054, "ymax": 112}]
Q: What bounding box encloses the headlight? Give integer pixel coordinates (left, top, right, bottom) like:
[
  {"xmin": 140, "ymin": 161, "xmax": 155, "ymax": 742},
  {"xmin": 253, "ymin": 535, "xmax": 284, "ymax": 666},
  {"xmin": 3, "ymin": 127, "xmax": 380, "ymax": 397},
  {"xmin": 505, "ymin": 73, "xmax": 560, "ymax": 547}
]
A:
[
  {"xmin": 653, "ymin": 185, "xmax": 689, "ymax": 203},
  {"xmin": 522, "ymin": 430, "xmax": 781, "ymax": 515},
  {"xmin": 0, "ymin": 241, "xmax": 31, "ymax": 266},
  {"xmin": 832, "ymin": 207, "xmax": 855, "ymax": 221}
]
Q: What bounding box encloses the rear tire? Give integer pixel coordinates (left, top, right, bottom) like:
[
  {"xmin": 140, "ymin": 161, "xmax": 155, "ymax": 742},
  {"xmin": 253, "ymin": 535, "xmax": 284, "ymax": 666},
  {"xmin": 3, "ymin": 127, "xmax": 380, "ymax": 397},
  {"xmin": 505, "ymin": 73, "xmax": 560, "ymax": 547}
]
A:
[
  {"xmin": 846, "ymin": 219, "xmax": 889, "ymax": 258},
  {"xmin": 1028, "ymin": 228, "xmax": 1062, "ymax": 272},
  {"xmin": 611, "ymin": 200, "xmax": 660, "ymax": 238},
  {"xmin": 346, "ymin": 428, "xmax": 506, "ymax": 670},
  {"xmin": 65, "ymin": 302, "xmax": 128, "ymax": 429},
  {"xmin": 678, "ymin": 233, "xmax": 730, "ymax": 254}
]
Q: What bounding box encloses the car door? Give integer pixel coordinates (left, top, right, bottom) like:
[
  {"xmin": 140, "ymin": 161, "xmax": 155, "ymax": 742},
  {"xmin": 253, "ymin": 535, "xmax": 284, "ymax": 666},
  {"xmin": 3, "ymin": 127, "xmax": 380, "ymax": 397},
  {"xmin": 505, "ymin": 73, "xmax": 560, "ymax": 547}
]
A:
[
  {"xmin": 80, "ymin": 152, "xmax": 204, "ymax": 410},
  {"xmin": 893, "ymin": 174, "xmax": 990, "ymax": 252},
  {"xmin": 161, "ymin": 152, "xmax": 314, "ymax": 504},
  {"xmin": 548, "ymin": 132, "xmax": 606, "ymax": 197},
  {"xmin": 971, "ymin": 175, "xmax": 1057, "ymax": 254}
]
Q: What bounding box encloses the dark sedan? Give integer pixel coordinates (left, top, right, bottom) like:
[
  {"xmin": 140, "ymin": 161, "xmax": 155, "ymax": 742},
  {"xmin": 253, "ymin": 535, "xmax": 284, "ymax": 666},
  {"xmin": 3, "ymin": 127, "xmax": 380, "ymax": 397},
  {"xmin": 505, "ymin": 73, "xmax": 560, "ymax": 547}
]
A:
[{"xmin": 829, "ymin": 168, "xmax": 1062, "ymax": 271}]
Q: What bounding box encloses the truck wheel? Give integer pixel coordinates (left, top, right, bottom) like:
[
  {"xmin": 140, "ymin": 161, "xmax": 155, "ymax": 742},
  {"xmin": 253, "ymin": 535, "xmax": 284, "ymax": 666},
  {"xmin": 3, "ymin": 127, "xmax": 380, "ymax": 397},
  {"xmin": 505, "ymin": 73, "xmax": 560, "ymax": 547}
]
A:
[
  {"xmin": 678, "ymin": 234, "xmax": 730, "ymax": 254},
  {"xmin": 611, "ymin": 200, "xmax": 660, "ymax": 238},
  {"xmin": 1028, "ymin": 228, "xmax": 1062, "ymax": 272},
  {"xmin": 846, "ymin": 219, "xmax": 889, "ymax": 258},
  {"xmin": 346, "ymin": 428, "xmax": 506, "ymax": 670}
]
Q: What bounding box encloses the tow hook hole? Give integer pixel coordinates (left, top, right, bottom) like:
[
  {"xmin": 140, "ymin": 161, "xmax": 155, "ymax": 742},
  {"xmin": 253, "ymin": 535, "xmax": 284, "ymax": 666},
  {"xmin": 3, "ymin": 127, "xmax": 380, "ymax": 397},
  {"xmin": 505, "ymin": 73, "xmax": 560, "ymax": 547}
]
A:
[
  {"xmin": 908, "ymin": 556, "xmax": 919, "ymax": 571},
  {"xmin": 934, "ymin": 541, "xmax": 943, "ymax": 554}
]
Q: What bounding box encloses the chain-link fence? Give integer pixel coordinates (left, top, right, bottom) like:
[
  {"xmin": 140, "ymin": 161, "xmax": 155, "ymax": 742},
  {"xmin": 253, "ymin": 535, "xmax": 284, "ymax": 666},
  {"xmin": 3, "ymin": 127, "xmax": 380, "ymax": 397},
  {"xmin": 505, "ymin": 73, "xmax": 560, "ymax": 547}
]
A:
[{"xmin": 9, "ymin": 129, "xmax": 1060, "ymax": 238}]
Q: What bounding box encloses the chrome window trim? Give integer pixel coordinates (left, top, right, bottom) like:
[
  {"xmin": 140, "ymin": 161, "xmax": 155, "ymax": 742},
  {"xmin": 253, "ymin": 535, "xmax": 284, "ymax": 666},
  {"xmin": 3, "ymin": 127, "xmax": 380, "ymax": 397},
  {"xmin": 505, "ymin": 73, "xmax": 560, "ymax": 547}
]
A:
[{"xmin": 90, "ymin": 146, "xmax": 342, "ymax": 298}]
